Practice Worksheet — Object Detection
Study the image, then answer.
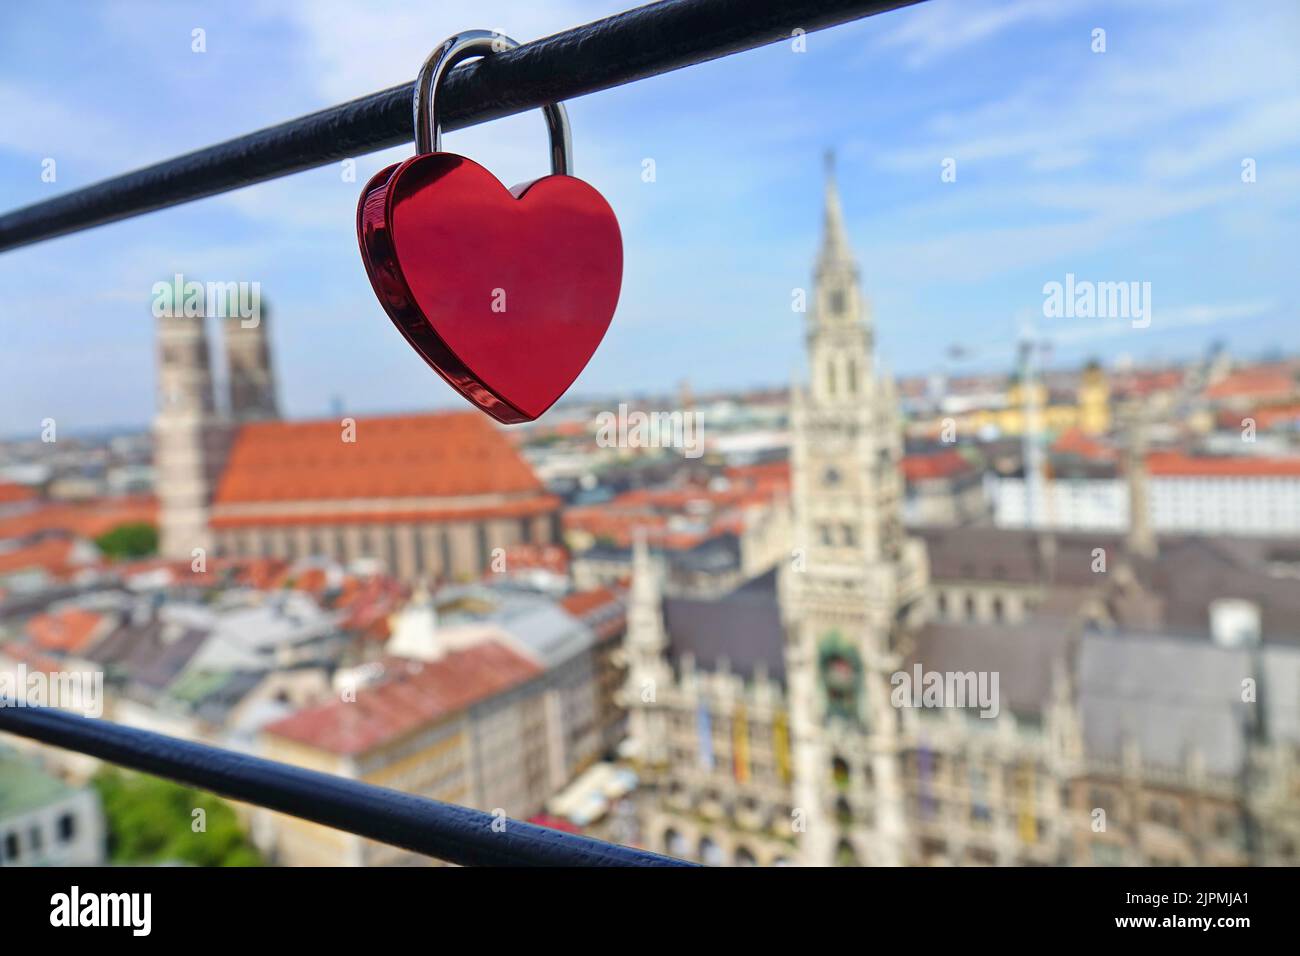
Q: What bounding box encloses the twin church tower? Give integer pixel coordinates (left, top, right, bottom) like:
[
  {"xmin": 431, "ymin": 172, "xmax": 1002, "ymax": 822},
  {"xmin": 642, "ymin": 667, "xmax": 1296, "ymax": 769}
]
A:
[{"xmin": 154, "ymin": 304, "xmax": 279, "ymax": 559}]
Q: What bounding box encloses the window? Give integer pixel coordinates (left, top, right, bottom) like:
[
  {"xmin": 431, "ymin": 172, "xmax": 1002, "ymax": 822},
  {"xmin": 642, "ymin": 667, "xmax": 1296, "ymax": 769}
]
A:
[
  {"xmin": 1149, "ymin": 799, "xmax": 1181, "ymax": 829},
  {"xmin": 968, "ymin": 846, "xmax": 997, "ymax": 865},
  {"xmin": 1214, "ymin": 812, "xmax": 1240, "ymax": 840},
  {"xmin": 3, "ymin": 831, "xmax": 18, "ymax": 860},
  {"xmin": 386, "ymin": 526, "xmax": 399, "ymax": 573},
  {"xmin": 58, "ymin": 814, "xmax": 76, "ymax": 842},
  {"xmin": 29, "ymin": 826, "xmax": 42, "ymax": 853},
  {"xmin": 699, "ymin": 837, "xmax": 723, "ymax": 867},
  {"xmin": 835, "ymin": 796, "xmax": 853, "ymax": 825},
  {"xmin": 831, "ymin": 755, "xmax": 850, "ymax": 790},
  {"xmin": 1088, "ymin": 787, "xmax": 1112, "ymax": 815},
  {"xmin": 440, "ymin": 530, "xmax": 453, "ymax": 579},
  {"xmin": 665, "ymin": 828, "xmax": 687, "ymax": 858},
  {"xmin": 413, "ymin": 527, "xmax": 426, "ymax": 574},
  {"xmin": 835, "ymin": 838, "xmax": 859, "ymax": 867}
]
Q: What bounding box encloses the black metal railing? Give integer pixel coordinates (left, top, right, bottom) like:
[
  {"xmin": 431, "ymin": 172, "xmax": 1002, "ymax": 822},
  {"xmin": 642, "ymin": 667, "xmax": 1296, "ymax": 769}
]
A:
[
  {"xmin": 0, "ymin": 0, "xmax": 926, "ymax": 865},
  {"xmin": 0, "ymin": 701, "xmax": 679, "ymax": 866},
  {"xmin": 0, "ymin": 0, "xmax": 922, "ymax": 252}
]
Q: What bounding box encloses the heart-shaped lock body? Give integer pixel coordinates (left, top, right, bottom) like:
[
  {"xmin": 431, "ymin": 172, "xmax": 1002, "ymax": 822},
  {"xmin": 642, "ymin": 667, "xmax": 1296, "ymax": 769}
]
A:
[
  {"xmin": 357, "ymin": 30, "xmax": 622, "ymax": 424},
  {"xmin": 358, "ymin": 153, "xmax": 622, "ymax": 423}
]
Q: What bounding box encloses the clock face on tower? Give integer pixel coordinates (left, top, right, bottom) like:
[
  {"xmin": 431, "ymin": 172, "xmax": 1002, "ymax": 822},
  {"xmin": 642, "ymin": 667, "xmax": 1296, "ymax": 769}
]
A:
[{"xmin": 818, "ymin": 633, "xmax": 864, "ymax": 726}]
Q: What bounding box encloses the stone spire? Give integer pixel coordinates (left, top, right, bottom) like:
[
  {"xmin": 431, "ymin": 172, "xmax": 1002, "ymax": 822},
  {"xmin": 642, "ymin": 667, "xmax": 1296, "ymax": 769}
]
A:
[
  {"xmin": 622, "ymin": 527, "xmax": 672, "ymax": 768},
  {"xmin": 810, "ymin": 151, "xmax": 867, "ymax": 346},
  {"xmin": 627, "ymin": 529, "xmax": 667, "ymax": 654},
  {"xmin": 817, "ymin": 149, "xmax": 855, "ymax": 274}
]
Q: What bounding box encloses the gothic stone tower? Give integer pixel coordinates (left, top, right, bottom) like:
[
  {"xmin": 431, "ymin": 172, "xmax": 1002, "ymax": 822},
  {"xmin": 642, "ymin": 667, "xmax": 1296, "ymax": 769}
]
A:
[
  {"xmin": 780, "ymin": 155, "xmax": 929, "ymax": 866},
  {"xmin": 155, "ymin": 313, "xmax": 232, "ymax": 560},
  {"xmin": 621, "ymin": 532, "xmax": 674, "ymax": 769},
  {"xmin": 222, "ymin": 304, "xmax": 280, "ymax": 422}
]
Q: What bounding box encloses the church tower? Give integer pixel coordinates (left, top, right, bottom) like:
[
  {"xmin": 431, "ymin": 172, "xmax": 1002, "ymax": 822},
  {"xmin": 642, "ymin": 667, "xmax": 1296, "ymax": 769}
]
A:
[
  {"xmin": 222, "ymin": 304, "xmax": 279, "ymax": 422},
  {"xmin": 154, "ymin": 313, "xmax": 231, "ymax": 560},
  {"xmin": 780, "ymin": 154, "xmax": 929, "ymax": 866},
  {"xmin": 621, "ymin": 531, "xmax": 674, "ymax": 770}
]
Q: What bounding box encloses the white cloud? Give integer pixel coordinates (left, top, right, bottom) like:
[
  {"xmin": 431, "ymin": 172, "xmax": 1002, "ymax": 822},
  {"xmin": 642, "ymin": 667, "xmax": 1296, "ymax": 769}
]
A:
[{"xmin": 873, "ymin": 0, "xmax": 1088, "ymax": 68}]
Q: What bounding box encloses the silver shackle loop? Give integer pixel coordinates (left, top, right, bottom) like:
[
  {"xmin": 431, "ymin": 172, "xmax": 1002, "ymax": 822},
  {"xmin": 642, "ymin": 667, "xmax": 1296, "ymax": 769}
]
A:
[{"xmin": 413, "ymin": 30, "xmax": 574, "ymax": 177}]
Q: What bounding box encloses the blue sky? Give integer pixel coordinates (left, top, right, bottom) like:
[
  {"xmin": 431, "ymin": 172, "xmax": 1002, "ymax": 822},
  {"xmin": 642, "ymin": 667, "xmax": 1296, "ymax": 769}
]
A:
[{"xmin": 1, "ymin": 0, "xmax": 1298, "ymax": 435}]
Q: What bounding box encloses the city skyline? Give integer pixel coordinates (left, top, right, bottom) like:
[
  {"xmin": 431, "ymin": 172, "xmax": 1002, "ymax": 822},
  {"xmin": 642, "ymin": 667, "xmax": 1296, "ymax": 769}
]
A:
[{"xmin": 1, "ymin": 0, "xmax": 1297, "ymax": 436}]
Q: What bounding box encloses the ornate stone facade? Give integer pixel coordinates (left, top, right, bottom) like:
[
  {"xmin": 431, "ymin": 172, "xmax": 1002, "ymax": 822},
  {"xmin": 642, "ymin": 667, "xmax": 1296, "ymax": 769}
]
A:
[{"xmin": 623, "ymin": 162, "xmax": 1300, "ymax": 866}]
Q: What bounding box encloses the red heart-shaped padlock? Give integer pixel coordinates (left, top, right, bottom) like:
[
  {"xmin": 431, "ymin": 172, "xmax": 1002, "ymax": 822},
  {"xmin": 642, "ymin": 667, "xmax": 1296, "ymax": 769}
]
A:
[{"xmin": 357, "ymin": 154, "xmax": 622, "ymax": 424}]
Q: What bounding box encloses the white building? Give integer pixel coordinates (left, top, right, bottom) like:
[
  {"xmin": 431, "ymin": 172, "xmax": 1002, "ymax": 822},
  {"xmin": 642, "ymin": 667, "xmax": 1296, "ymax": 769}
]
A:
[
  {"xmin": 0, "ymin": 748, "xmax": 106, "ymax": 866},
  {"xmin": 992, "ymin": 453, "xmax": 1300, "ymax": 535}
]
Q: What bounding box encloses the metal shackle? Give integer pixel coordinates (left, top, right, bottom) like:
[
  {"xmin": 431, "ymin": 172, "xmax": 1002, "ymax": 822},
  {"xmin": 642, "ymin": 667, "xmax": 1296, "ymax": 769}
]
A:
[{"xmin": 413, "ymin": 30, "xmax": 574, "ymax": 176}]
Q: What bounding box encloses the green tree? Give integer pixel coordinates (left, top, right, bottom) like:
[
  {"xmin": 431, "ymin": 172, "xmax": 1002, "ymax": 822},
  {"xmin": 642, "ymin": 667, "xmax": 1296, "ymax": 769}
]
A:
[
  {"xmin": 94, "ymin": 522, "xmax": 159, "ymax": 560},
  {"xmin": 92, "ymin": 768, "xmax": 263, "ymax": 866}
]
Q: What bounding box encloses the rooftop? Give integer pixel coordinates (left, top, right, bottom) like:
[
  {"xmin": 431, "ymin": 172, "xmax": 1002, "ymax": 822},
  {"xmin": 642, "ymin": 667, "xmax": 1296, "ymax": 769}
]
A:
[
  {"xmin": 213, "ymin": 410, "xmax": 547, "ymax": 504},
  {"xmin": 663, "ymin": 569, "xmax": 785, "ymax": 683},
  {"xmin": 0, "ymin": 748, "xmax": 78, "ymax": 820},
  {"xmin": 263, "ymin": 641, "xmax": 542, "ymax": 756}
]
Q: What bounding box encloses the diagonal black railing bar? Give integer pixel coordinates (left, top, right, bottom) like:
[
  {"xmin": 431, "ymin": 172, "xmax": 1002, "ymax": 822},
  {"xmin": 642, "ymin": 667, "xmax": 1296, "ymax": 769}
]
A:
[
  {"xmin": 0, "ymin": 702, "xmax": 690, "ymax": 867},
  {"xmin": 0, "ymin": 0, "xmax": 925, "ymax": 253}
]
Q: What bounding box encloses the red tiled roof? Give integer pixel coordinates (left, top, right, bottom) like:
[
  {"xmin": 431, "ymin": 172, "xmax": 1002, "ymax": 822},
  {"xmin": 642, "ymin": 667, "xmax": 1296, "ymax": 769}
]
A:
[
  {"xmin": 0, "ymin": 482, "xmax": 36, "ymax": 505},
  {"xmin": 210, "ymin": 496, "xmax": 559, "ymax": 530},
  {"xmin": 560, "ymin": 587, "xmax": 625, "ymax": 640},
  {"xmin": 724, "ymin": 460, "xmax": 791, "ymax": 491},
  {"xmin": 335, "ymin": 576, "xmax": 408, "ymax": 641},
  {"xmin": 1146, "ymin": 452, "xmax": 1300, "ymax": 477},
  {"xmin": 1051, "ymin": 428, "xmax": 1116, "ymax": 461},
  {"xmin": 1224, "ymin": 402, "xmax": 1300, "ymax": 431},
  {"xmin": 0, "ymin": 641, "xmax": 68, "ymax": 675},
  {"xmin": 902, "ymin": 450, "xmax": 973, "ymax": 481},
  {"xmin": 0, "ymin": 497, "xmax": 156, "ymax": 543},
  {"xmin": 213, "ymin": 411, "xmax": 546, "ymax": 504},
  {"xmin": 1205, "ymin": 368, "xmax": 1296, "ymax": 401},
  {"xmin": 563, "ymin": 464, "xmax": 788, "ymax": 551},
  {"xmin": 0, "ymin": 538, "xmax": 87, "ymax": 579},
  {"xmin": 559, "ymin": 587, "xmax": 620, "ymax": 618},
  {"xmin": 490, "ymin": 544, "xmax": 569, "ymax": 576},
  {"xmin": 1115, "ymin": 369, "xmax": 1184, "ymax": 397},
  {"xmin": 27, "ymin": 608, "xmax": 106, "ymax": 654},
  {"xmin": 263, "ymin": 642, "xmax": 542, "ymax": 755}
]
